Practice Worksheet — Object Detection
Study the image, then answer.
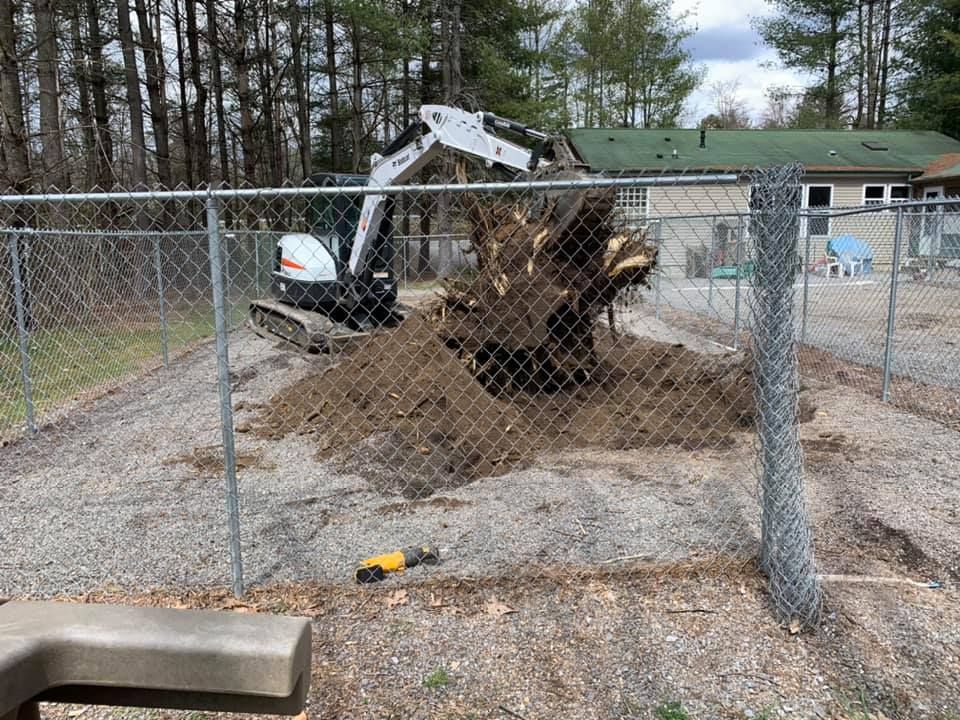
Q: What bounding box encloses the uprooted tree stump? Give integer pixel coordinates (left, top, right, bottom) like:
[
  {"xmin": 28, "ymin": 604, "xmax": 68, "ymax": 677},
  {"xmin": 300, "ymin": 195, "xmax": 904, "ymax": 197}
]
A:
[{"xmin": 429, "ymin": 183, "xmax": 658, "ymax": 393}]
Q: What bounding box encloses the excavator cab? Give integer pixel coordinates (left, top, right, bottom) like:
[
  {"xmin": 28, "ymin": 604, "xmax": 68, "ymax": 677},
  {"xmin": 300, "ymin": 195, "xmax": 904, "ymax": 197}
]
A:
[
  {"xmin": 304, "ymin": 173, "xmax": 397, "ymax": 326},
  {"xmin": 264, "ymin": 173, "xmax": 397, "ymax": 331},
  {"xmin": 250, "ymin": 173, "xmax": 400, "ymax": 350}
]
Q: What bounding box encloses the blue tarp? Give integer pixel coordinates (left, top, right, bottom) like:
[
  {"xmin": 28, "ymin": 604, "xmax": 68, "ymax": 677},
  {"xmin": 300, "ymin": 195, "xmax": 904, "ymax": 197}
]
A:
[
  {"xmin": 828, "ymin": 235, "xmax": 874, "ymax": 260},
  {"xmin": 828, "ymin": 234, "xmax": 874, "ymax": 275}
]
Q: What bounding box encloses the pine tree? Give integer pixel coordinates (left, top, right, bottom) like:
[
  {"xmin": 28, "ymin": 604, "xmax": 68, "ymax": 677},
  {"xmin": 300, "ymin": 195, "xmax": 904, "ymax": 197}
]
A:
[
  {"xmin": 754, "ymin": 0, "xmax": 857, "ymax": 127},
  {"xmin": 898, "ymin": 0, "xmax": 960, "ymax": 138}
]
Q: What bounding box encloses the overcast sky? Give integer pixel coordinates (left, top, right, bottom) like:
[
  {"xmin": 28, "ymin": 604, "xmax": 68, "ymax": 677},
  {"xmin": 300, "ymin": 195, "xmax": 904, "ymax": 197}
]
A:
[{"xmin": 672, "ymin": 0, "xmax": 813, "ymax": 125}]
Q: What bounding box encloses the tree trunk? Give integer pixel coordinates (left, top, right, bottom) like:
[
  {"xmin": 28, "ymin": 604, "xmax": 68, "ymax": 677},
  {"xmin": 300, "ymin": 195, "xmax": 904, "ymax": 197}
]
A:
[
  {"xmin": 234, "ymin": 0, "xmax": 256, "ymax": 184},
  {"xmin": 877, "ymin": 0, "xmax": 892, "ymax": 127},
  {"xmin": 0, "ymin": 0, "xmax": 30, "ymax": 191},
  {"xmin": 289, "ymin": 0, "xmax": 311, "ymax": 179},
  {"xmin": 254, "ymin": 0, "xmax": 279, "ymax": 185},
  {"xmin": 70, "ymin": 8, "xmax": 96, "ymax": 188},
  {"xmin": 349, "ymin": 15, "xmax": 363, "ymax": 172},
  {"xmin": 173, "ymin": 0, "xmax": 194, "ymax": 186},
  {"xmin": 35, "ymin": 0, "xmax": 68, "ymax": 189},
  {"xmin": 207, "ymin": 0, "xmax": 230, "ymax": 183},
  {"xmin": 117, "ymin": 0, "xmax": 148, "ymax": 189},
  {"xmin": 324, "ymin": 0, "xmax": 341, "ymax": 171},
  {"xmin": 186, "ymin": 0, "xmax": 210, "ymax": 183},
  {"xmin": 135, "ymin": 0, "xmax": 172, "ymax": 188},
  {"xmin": 855, "ymin": 0, "xmax": 865, "ymax": 127},
  {"xmin": 437, "ymin": 0, "xmax": 461, "ymax": 277},
  {"xmin": 825, "ymin": 11, "xmax": 840, "ymax": 127},
  {"xmin": 449, "ymin": 0, "xmax": 462, "ymax": 100},
  {"xmin": 86, "ymin": 0, "xmax": 113, "ymax": 189},
  {"xmin": 865, "ymin": 0, "xmax": 876, "ymax": 128},
  {"xmin": 534, "ymin": 24, "xmax": 541, "ymax": 105},
  {"xmin": 267, "ymin": 1, "xmax": 283, "ymax": 185}
]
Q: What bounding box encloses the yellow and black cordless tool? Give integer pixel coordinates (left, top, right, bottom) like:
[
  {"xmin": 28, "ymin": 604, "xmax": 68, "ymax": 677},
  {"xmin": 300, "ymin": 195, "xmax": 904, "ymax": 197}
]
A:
[{"xmin": 355, "ymin": 545, "xmax": 441, "ymax": 584}]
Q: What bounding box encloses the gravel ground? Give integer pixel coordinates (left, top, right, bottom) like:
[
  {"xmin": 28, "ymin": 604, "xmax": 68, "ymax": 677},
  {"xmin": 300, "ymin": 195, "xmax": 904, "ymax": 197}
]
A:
[
  {"xmin": 0, "ymin": 324, "xmax": 761, "ymax": 595},
  {"xmin": 3, "ymin": 307, "xmax": 960, "ymax": 718}
]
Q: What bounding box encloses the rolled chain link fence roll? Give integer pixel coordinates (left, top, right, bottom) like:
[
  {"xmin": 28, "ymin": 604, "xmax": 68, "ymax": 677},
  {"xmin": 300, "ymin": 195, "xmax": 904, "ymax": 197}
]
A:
[{"xmin": 748, "ymin": 164, "xmax": 822, "ymax": 627}]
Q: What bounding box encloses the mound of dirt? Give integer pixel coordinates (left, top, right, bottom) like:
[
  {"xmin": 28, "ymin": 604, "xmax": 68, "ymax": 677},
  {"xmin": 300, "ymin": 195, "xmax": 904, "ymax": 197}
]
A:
[{"xmin": 253, "ymin": 315, "xmax": 760, "ymax": 498}]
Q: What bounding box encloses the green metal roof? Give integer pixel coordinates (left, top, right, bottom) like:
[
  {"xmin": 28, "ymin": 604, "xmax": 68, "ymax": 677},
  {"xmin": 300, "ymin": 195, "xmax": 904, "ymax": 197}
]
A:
[{"xmin": 563, "ymin": 128, "xmax": 960, "ymax": 174}]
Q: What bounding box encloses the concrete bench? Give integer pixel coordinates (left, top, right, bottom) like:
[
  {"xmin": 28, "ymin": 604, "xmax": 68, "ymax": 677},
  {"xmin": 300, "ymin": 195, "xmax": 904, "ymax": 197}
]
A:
[{"xmin": 0, "ymin": 601, "xmax": 311, "ymax": 720}]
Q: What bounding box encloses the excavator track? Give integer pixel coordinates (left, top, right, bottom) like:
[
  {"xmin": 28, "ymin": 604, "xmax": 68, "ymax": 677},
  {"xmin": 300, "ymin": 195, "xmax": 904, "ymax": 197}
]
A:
[{"xmin": 248, "ymin": 298, "xmax": 367, "ymax": 353}]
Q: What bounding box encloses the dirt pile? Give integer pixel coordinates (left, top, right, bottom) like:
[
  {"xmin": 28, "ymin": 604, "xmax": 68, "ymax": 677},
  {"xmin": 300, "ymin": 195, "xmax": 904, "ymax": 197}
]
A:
[{"xmin": 253, "ymin": 315, "xmax": 758, "ymax": 497}]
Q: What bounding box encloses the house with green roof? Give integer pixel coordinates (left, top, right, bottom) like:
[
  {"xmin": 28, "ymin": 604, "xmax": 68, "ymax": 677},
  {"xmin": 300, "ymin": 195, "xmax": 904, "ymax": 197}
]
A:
[{"xmin": 561, "ymin": 128, "xmax": 960, "ymax": 275}]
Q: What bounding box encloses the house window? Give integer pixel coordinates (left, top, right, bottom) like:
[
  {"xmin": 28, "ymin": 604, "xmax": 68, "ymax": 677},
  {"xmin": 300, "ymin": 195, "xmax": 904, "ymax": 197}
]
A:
[
  {"xmin": 805, "ymin": 185, "xmax": 832, "ymax": 236},
  {"xmin": 615, "ymin": 187, "xmax": 648, "ymax": 228},
  {"xmin": 863, "ymin": 185, "xmax": 886, "ymax": 205},
  {"xmin": 889, "ymin": 185, "xmax": 910, "ymax": 202},
  {"xmin": 862, "ymin": 183, "xmax": 911, "ymax": 206}
]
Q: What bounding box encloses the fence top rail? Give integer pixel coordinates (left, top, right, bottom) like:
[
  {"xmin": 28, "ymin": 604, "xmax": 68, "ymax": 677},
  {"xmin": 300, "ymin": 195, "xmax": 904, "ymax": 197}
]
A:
[
  {"xmin": 0, "ymin": 174, "xmax": 742, "ymax": 205},
  {"xmin": 802, "ymin": 198, "xmax": 960, "ymax": 217},
  {"xmin": 650, "ymin": 199, "xmax": 960, "ymax": 223},
  {"xmin": 0, "ymin": 227, "xmax": 207, "ymax": 237}
]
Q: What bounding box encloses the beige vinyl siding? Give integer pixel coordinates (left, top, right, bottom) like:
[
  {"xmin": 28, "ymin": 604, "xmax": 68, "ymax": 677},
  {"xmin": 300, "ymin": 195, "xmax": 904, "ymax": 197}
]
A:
[{"xmin": 647, "ymin": 183, "xmax": 749, "ymax": 278}]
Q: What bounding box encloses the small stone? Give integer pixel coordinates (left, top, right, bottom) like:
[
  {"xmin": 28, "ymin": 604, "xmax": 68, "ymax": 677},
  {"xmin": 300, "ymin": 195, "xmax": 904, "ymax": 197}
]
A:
[
  {"xmin": 744, "ymin": 710, "xmax": 755, "ymax": 719},
  {"xmin": 390, "ymin": 656, "xmax": 399, "ymax": 665},
  {"xmin": 666, "ymin": 635, "xmax": 679, "ymax": 643}
]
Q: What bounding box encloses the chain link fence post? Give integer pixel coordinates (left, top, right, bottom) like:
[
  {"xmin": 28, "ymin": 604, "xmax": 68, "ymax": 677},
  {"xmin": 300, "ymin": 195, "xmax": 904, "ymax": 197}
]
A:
[
  {"xmin": 707, "ymin": 215, "xmax": 716, "ymax": 313},
  {"xmin": 654, "ymin": 219, "xmax": 663, "ymax": 321},
  {"xmin": 881, "ymin": 206, "xmax": 905, "ymax": 403},
  {"xmin": 206, "ymin": 193, "xmax": 245, "ymax": 597},
  {"xmin": 928, "ymin": 205, "xmax": 943, "ymax": 276},
  {"xmin": 254, "ymin": 229, "xmax": 262, "ymax": 298},
  {"xmin": 800, "ymin": 230, "xmax": 811, "ymax": 343},
  {"xmin": 732, "ymin": 214, "xmax": 744, "ymax": 349},
  {"xmin": 153, "ymin": 233, "xmax": 169, "ymax": 367},
  {"xmin": 749, "ymin": 164, "xmax": 821, "ymax": 628},
  {"xmin": 7, "ymin": 232, "xmax": 36, "ymax": 434}
]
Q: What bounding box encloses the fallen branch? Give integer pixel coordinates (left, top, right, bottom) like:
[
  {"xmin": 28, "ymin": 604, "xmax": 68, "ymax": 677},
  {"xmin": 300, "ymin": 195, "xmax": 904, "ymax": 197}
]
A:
[{"xmin": 818, "ymin": 573, "xmax": 942, "ymax": 589}]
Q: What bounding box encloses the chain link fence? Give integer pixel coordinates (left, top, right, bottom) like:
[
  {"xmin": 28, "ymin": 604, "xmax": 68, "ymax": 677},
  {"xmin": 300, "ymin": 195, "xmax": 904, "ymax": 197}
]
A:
[
  {"xmin": 15, "ymin": 167, "xmax": 959, "ymax": 628},
  {"xmin": 646, "ymin": 201, "xmax": 960, "ymax": 429}
]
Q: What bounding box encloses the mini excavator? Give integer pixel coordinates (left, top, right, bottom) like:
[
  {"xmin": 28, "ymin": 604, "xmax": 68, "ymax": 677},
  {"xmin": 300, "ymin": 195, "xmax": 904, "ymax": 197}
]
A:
[{"xmin": 248, "ymin": 104, "xmax": 568, "ymax": 350}]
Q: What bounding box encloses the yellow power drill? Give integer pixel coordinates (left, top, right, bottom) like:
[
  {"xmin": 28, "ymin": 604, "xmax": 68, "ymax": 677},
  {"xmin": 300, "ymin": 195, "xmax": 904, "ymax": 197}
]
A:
[{"xmin": 355, "ymin": 545, "xmax": 441, "ymax": 583}]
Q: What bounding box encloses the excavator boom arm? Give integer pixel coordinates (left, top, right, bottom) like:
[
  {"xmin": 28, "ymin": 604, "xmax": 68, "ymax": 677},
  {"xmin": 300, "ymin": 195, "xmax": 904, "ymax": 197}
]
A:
[{"xmin": 347, "ymin": 105, "xmax": 550, "ymax": 276}]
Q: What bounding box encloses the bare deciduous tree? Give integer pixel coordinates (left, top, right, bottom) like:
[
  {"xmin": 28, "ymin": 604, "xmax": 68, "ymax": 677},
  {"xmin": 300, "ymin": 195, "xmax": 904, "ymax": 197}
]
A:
[
  {"xmin": 35, "ymin": 0, "xmax": 68, "ymax": 188},
  {"xmin": 701, "ymin": 79, "xmax": 753, "ymax": 129},
  {"xmin": 117, "ymin": 0, "xmax": 148, "ymax": 188},
  {"xmin": 0, "ymin": 0, "xmax": 30, "ymax": 190}
]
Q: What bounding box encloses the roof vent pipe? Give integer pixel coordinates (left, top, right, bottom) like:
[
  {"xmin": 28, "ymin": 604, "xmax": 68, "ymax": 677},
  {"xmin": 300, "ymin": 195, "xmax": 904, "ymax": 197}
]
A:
[{"xmin": 699, "ymin": 129, "xmax": 706, "ymax": 149}]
